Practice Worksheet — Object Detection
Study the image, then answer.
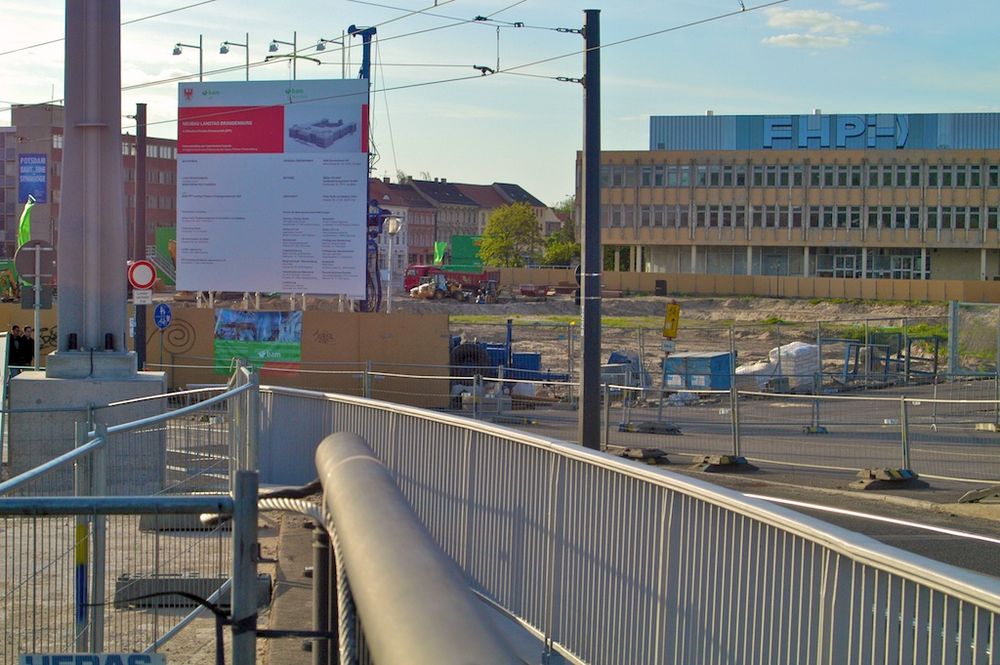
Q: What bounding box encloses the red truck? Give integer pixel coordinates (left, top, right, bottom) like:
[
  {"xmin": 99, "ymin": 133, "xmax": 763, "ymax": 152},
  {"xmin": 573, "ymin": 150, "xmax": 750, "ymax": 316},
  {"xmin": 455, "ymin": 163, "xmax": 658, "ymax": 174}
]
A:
[{"xmin": 403, "ymin": 265, "xmax": 499, "ymax": 293}]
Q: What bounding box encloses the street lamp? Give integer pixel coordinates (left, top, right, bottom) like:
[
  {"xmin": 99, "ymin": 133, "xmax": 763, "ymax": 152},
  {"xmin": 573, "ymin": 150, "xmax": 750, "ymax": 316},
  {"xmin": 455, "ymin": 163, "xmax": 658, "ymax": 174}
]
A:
[
  {"xmin": 316, "ymin": 36, "xmax": 346, "ymax": 78},
  {"xmin": 220, "ymin": 33, "xmax": 249, "ymax": 81},
  {"xmin": 172, "ymin": 35, "xmax": 203, "ymax": 82},
  {"xmin": 268, "ymin": 31, "xmax": 297, "ymax": 79},
  {"xmin": 386, "ymin": 216, "xmax": 402, "ymax": 314}
]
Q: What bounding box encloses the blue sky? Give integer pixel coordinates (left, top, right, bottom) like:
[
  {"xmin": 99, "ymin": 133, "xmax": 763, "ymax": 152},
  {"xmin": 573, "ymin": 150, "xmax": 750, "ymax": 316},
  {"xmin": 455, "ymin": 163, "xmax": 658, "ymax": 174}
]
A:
[{"xmin": 2, "ymin": 0, "xmax": 998, "ymax": 205}]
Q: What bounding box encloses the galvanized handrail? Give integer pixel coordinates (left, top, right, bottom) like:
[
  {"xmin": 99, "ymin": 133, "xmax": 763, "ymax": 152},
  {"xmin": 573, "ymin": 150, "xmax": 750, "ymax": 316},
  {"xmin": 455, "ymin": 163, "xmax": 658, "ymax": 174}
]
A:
[
  {"xmin": 104, "ymin": 380, "xmax": 251, "ymax": 436},
  {"xmin": 265, "ymin": 385, "xmax": 1000, "ymax": 608},
  {"xmin": 264, "ymin": 385, "xmax": 1000, "ymax": 664},
  {"xmin": 315, "ymin": 432, "xmax": 521, "ymax": 664}
]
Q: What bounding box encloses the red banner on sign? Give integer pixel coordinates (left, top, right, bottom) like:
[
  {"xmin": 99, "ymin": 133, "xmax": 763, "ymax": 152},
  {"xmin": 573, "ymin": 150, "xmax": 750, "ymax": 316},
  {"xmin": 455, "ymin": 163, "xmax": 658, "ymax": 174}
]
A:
[{"xmin": 178, "ymin": 106, "xmax": 285, "ymax": 154}]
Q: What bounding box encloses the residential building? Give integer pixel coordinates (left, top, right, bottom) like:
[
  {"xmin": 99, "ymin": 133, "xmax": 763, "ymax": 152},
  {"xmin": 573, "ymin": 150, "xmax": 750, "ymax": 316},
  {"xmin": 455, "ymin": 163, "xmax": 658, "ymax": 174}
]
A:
[
  {"xmin": 407, "ymin": 178, "xmax": 480, "ymax": 243},
  {"xmin": 491, "ymin": 182, "xmax": 561, "ymax": 236},
  {"xmin": 369, "ymin": 177, "xmax": 434, "ymax": 292},
  {"xmin": 2, "ymin": 103, "xmax": 177, "ymax": 259},
  {"xmin": 586, "ymin": 112, "xmax": 1000, "ymax": 280}
]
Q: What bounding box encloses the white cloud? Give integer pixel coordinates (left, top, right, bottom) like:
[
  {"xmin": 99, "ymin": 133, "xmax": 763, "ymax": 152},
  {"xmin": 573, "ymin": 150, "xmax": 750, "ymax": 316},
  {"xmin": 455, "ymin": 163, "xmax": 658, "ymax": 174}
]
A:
[
  {"xmin": 762, "ymin": 34, "xmax": 851, "ymax": 48},
  {"xmin": 839, "ymin": 0, "xmax": 888, "ymax": 10},
  {"xmin": 762, "ymin": 8, "xmax": 888, "ymax": 48}
]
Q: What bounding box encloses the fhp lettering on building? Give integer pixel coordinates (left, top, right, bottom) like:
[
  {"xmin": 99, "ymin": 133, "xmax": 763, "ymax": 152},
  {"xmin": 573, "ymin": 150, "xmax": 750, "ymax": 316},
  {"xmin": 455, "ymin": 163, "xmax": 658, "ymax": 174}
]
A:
[
  {"xmin": 762, "ymin": 114, "xmax": 908, "ymax": 149},
  {"xmin": 20, "ymin": 655, "xmax": 165, "ymax": 665},
  {"xmin": 649, "ymin": 112, "xmax": 1000, "ymax": 151}
]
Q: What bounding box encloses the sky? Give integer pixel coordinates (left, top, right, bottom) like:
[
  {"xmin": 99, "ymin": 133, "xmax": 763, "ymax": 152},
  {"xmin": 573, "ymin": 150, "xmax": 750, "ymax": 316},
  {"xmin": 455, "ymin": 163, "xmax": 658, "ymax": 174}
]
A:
[{"xmin": 2, "ymin": 0, "xmax": 999, "ymax": 206}]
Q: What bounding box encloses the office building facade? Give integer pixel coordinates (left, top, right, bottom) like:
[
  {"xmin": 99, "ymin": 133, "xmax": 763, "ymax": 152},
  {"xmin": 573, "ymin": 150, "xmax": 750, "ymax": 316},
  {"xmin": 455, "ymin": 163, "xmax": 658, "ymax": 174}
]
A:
[{"xmin": 590, "ymin": 112, "xmax": 1000, "ymax": 281}]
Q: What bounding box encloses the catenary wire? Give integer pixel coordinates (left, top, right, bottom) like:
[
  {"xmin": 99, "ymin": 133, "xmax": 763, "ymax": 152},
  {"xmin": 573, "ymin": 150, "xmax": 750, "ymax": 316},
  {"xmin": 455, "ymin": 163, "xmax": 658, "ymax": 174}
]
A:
[
  {"xmin": 0, "ymin": 0, "xmax": 218, "ymax": 58},
  {"xmin": 9, "ymin": 0, "xmax": 789, "ymax": 138}
]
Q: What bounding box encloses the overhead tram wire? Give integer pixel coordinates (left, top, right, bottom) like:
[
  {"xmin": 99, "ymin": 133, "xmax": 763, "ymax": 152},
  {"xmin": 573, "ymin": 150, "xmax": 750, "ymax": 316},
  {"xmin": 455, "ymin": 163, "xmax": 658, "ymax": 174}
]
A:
[
  {"xmin": 134, "ymin": 0, "xmax": 793, "ymax": 133},
  {"xmin": 0, "ymin": 0, "xmax": 218, "ymax": 58},
  {"xmin": 12, "ymin": 0, "xmax": 792, "ymax": 139}
]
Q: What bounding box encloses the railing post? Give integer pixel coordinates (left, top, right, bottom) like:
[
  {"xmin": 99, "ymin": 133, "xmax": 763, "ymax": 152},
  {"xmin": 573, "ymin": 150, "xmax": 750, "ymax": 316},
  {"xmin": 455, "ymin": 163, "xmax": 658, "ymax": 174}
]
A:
[
  {"xmin": 472, "ymin": 373, "xmax": 481, "ymax": 420},
  {"xmin": 731, "ymin": 385, "xmax": 742, "ymax": 457},
  {"xmin": 931, "ymin": 373, "xmax": 939, "ymax": 430},
  {"xmin": 601, "ymin": 382, "xmax": 611, "ymax": 451},
  {"xmin": 231, "ymin": 471, "xmax": 259, "ymax": 665},
  {"xmin": 74, "ymin": 421, "xmax": 89, "ymax": 652},
  {"xmin": 90, "ymin": 423, "xmax": 108, "ymax": 652},
  {"xmin": 364, "ymin": 360, "xmax": 373, "ymax": 399},
  {"xmin": 247, "ymin": 369, "xmax": 260, "ymax": 471},
  {"xmin": 900, "ymin": 397, "xmax": 911, "ymax": 471},
  {"xmin": 497, "ymin": 365, "xmax": 505, "ymax": 419},
  {"xmin": 313, "ymin": 529, "xmax": 331, "ymax": 665}
]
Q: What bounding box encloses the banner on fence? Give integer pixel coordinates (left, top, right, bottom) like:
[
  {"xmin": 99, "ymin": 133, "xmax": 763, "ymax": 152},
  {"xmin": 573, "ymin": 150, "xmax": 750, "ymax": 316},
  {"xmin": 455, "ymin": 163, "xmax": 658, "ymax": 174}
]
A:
[{"xmin": 213, "ymin": 310, "xmax": 302, "ymax": 374}]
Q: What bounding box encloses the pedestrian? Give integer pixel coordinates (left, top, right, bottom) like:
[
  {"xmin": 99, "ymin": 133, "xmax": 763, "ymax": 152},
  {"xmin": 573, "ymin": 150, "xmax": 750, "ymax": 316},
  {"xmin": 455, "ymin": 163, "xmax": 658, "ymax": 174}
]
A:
[
  {"xmin": 8, "ymin": 324, "xmax": 26, "ymax": 377},
  {"xmin": 22, "ymin": 326, "xmax": 34, "ymax": 368}
]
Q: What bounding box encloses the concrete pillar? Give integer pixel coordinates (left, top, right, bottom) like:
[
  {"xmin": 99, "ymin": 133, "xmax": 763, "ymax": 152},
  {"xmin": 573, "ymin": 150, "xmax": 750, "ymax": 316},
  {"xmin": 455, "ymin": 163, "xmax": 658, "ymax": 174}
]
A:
[
  {"xmin": 920, "ymin": 247, "xmax": 927, "ymax": 279},
  {"xmin": 861, "ymin": 247, "xmax": 868, "ymax": 279},
  {"xmin": 614, "ymin": 248, "xmax": 620, "ymax": 272},
  {"xmin": 690, "ymin": 245, "xmax": 697, "ymax": 274},
  {"xmin": 802, "ymin": 246, "xmax": 810, "ymax": 277},
  {"xmin": 747, "ymin": 246, "xmax": 753, "ymax": 276},
  {"xmin": 981, "ymin": 248, "xmax": 988, "ymax": 281},
  {"xmin": 49, "ymin": 0, "xmax": 133, "ymax": 378}
]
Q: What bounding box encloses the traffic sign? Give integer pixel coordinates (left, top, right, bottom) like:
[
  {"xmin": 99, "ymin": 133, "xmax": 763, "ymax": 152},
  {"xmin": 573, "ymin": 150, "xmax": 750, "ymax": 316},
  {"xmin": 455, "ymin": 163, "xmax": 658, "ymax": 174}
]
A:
[
  {"xmin": 153, "ymin": 303, "xmax": 172, "ymax": 330},
  {"xmin": 128, "ymin": 260, "xmax": 156, "ymax": 290},
  {"xmin": 13, "ymin": 240, "xmax": 56, "ymax": 285},
  {"xmin": 133, "ymin": 289, "xmax": 153, "ymax": 305},
  {"xmin": 663, "ymin": 301, "xmax": 681, "ymax": 339}
]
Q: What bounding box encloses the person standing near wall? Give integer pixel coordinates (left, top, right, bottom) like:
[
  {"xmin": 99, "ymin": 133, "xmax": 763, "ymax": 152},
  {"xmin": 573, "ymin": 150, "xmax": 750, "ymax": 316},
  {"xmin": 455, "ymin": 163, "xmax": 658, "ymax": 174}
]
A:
[
  {"xmin": 8, "ymin": 325, "xmax": 26, "ymax": 377},
  {"xmin": 22, "ymin": 326, "xmax": 35, "ymax": 369}
]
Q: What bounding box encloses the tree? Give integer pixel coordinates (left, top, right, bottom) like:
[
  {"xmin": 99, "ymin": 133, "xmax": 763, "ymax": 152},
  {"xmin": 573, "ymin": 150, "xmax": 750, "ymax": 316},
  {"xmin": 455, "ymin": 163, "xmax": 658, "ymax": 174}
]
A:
[
  {"xmin": 541, "ymin": 226, "xmax": 580, "ymax": 266},
  {"xmin": 479, "ymin": 202, "xmax": 544, "ymax": 267}
]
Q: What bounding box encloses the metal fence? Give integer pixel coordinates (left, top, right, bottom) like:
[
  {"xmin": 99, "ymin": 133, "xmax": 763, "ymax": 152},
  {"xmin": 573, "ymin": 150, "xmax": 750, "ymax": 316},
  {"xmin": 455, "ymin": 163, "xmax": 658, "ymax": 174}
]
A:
[
  {"xmin": 0, "ymin": 367, "xmax": 259, "ymax": 664},
  {"xmin": 263, "ymin": 385, "xmax": 1000, "ymax": 665}
]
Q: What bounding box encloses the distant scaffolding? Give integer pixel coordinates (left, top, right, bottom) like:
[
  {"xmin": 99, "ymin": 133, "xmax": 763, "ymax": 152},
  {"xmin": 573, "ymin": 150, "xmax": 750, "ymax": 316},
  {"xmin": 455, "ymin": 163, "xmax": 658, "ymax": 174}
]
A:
[{"xmin": 288, "ymin": 118, "xmax": 357, "ymax": 148}]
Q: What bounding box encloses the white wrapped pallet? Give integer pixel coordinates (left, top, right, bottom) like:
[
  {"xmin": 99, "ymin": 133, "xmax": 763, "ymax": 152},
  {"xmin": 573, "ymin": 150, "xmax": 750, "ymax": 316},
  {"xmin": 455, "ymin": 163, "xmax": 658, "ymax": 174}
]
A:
[
  {"xmin": 734, "ymin": 360, "xmax": 777, "ymax": 390},
  {"xmin": 768, "ymin": 341, "xmax": 820, "ymax": 390}
]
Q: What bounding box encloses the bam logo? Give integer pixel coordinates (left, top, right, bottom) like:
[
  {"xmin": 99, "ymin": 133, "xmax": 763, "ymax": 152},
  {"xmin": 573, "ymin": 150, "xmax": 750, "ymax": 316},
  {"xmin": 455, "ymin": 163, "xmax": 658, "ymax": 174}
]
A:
[{"xmin": 183, "ymin": 88, "xmax": 194, "ymax": 100}]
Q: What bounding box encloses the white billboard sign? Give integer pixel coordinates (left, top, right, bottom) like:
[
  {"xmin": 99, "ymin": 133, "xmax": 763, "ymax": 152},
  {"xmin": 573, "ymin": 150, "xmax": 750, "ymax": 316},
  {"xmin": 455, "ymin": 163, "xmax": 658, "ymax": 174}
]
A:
[{"xmin": 176, "ymin": 80, "xmax": 368, "ymax": 296}]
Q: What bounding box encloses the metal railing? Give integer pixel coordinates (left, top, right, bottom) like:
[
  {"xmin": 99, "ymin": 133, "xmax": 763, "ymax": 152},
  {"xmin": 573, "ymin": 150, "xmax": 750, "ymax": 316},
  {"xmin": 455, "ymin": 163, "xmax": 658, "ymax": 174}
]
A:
[
  {"xmin": 0, "ymin": 367, "xmax": 259, "ymax": 664},
  {"xmin": 262, "ymin": 385, "xmax": 1000, "ymax": 665}
]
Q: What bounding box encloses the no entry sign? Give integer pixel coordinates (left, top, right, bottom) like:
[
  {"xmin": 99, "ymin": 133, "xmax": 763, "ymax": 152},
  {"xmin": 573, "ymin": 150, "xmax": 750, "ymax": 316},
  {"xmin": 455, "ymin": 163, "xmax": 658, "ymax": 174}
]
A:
[{"xmin": 128, "ymin": 260, "xmax": 156, "ymax": 290}]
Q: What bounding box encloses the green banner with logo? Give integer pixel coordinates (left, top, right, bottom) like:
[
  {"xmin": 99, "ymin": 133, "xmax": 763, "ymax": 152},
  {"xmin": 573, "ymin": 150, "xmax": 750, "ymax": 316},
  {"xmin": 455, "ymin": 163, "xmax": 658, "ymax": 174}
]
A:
[{"xmin": 213, "ymin": 310, "xmax": 302, "ymax": 372}]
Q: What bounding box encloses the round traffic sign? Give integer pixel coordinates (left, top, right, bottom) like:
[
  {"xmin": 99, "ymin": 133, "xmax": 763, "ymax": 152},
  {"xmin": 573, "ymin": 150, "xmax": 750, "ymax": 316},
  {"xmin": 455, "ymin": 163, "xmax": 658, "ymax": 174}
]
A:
[
  {"xmin": 128, "ymin": 260, "xmax": 156, "ymax": 290},
  {"xmin": 13, "ymin": 240, "xmax": 56, "ymax": 285},
  {"xmin": 153, "ymin": 303, "xmax": 172, "ymax": 330}
]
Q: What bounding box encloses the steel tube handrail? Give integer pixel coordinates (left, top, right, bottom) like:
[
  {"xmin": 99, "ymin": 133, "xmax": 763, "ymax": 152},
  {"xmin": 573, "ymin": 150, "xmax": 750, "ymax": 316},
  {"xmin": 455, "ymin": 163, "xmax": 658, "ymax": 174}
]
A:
[
  {"xmin": 0, "ymin": 495, "xmax": 234, "ymax": 515},
  {"xmin": 0, "ymin": 436, "xmax": 106, "ymax": 495},
  {"xmin": 270, "ymin": 385, "xmax": 1000, "ymax": 612},
  {"xmin": 315, "ymin": 432, "xmax": 522, "ymax": 664},
  {"xmin": 105, "ymin": 381, "xmax": 251, "ymax": 435},
  {"xmin": 99, "ymin": 386, "xmax": 227, "ymax": 410}
]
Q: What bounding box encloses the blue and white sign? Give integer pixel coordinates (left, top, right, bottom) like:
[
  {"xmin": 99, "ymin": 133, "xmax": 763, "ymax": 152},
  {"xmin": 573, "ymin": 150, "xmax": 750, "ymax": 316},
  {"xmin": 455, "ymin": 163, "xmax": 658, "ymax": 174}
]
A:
[
  {"xmin": 20, "ymin": 655, "xmax": 165, "ymax": 665},
  {"xmin": 18, "ymin": 154, "xmax": 47, "ymax": 203},
  {"xmin": 153, "ymin": 303, "xmax": 172, "ymax": 330}
]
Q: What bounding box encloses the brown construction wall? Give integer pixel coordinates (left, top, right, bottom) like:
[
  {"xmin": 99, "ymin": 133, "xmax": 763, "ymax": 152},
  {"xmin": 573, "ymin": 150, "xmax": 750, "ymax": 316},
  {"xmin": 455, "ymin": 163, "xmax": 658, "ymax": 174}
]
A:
[{"xmin": 499, "ymin": 269, "xmax": 1000, "ymax": 303}]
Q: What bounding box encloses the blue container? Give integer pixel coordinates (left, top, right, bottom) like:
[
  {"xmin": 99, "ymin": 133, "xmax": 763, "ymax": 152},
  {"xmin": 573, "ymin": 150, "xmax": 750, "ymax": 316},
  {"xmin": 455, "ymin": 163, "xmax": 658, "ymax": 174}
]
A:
[
  {"xmin": 510, "ymin": 352, "xmax": 542, "ymax": 380},
  {"xmin": 662, "ymin": 352, "xmax": 733, "ymax": 390}
]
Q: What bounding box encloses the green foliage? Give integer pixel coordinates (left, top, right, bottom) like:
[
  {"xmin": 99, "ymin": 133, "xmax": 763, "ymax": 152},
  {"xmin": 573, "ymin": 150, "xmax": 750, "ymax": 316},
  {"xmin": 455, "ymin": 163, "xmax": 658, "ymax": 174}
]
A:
[
  {"xmin": 541, "ymin": 227, "xmax": 580, "ymax": 266},
  {"xmin": 479, "ymin": 202, "xmax": 544, "ymax": 268}
]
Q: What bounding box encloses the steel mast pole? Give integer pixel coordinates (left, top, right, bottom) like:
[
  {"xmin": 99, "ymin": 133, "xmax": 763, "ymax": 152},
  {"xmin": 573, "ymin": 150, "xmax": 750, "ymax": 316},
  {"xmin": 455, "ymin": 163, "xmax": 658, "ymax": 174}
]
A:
[{"xmin": 578, "ymin": 9, "xmax": 602, "ymax": 450}]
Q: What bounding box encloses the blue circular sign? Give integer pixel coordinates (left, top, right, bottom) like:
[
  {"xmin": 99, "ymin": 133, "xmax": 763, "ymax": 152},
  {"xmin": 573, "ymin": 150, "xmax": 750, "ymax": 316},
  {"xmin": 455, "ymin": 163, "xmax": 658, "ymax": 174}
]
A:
[{"xmin": 154, "ymin": 303, "xmax": 172, "ymax": 330}]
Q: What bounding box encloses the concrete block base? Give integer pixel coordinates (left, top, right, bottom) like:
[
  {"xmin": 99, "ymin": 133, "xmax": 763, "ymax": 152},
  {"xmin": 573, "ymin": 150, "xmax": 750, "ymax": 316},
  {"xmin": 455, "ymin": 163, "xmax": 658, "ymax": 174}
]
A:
[{"xmin": 8, "ymin": 370, "xmax": 168, "ymax": 494}]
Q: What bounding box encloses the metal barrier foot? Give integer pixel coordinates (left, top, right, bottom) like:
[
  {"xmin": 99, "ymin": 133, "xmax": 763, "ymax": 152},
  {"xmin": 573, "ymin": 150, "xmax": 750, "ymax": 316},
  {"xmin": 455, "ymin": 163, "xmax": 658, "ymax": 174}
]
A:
[
  {"xmin": 690, "ymin": 455, "xmax": 758, "ymax": 473},
  {"xmin": 850, "ymin": 467, "xmax": 928, "ymax": 491}
]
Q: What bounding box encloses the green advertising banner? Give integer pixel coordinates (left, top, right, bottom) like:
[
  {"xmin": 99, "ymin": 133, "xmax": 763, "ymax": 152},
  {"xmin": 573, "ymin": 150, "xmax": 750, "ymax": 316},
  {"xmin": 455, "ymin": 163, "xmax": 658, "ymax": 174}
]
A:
[{"xmin": 213, "ymin": 310, "xmax": 302, "ymax": 373}]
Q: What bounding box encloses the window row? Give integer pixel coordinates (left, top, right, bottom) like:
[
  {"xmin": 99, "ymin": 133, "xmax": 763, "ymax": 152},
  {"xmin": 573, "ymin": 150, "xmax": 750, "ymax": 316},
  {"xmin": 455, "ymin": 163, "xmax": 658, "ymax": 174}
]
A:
[
  {"xmin": 120, "ymin": 142, "xmax": 178, "ymax": 160},
  {"xmin": 605, "ymin": 163, "xmax": 1000, "ymax": 189},
  {"xmin": 604, "ymin": 203, "xmax": 1000, "ymax": 231},
  {"xmin": 123, "ymin": 168, "xmax": 176, "ymax": 185}
]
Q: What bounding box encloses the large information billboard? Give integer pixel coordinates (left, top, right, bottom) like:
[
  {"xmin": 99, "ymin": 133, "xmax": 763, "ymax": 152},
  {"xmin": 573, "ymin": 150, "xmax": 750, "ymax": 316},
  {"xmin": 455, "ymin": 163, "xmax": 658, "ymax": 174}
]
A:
[{"xmin": 176, "ymin": 80, "xmax": 368, "ymax": 295}]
